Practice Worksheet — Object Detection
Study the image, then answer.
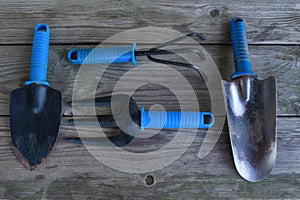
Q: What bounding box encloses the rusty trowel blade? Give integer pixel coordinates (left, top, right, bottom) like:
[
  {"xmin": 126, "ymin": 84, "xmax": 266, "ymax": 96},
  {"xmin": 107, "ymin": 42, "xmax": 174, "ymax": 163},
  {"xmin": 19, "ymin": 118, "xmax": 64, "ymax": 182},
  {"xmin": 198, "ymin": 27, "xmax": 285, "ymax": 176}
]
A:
[
  {"xmin": 222, "ymin": 76, "xmax": 276, "ymax": 182},
  {"xmin": 10, "ymin": 84, "xmax": 62, "ymax": 170}
]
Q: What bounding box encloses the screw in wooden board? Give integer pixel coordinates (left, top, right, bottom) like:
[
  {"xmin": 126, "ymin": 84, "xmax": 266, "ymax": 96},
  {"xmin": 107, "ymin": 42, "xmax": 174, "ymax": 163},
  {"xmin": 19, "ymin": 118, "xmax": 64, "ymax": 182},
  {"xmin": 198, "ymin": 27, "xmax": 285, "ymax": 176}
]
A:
[
  {"xmin": 210, "ymin": 9, "xmax": 220, "ymax": 18},
  {"xmin": 144, "ymin": 175, "xmax": 156, "ymax": 187}
]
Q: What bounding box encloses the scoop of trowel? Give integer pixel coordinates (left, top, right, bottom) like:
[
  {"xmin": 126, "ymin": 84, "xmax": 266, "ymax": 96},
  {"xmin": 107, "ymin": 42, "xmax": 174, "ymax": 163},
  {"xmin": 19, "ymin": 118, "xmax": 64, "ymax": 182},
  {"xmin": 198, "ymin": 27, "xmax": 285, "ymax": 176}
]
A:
[
  {"xmin": 222, "ymin": 17, "xmax": 276, "ymax": 182},
  {"xmin": 10, "ymin": 24, "xmax": 62, "ymax": 170}
]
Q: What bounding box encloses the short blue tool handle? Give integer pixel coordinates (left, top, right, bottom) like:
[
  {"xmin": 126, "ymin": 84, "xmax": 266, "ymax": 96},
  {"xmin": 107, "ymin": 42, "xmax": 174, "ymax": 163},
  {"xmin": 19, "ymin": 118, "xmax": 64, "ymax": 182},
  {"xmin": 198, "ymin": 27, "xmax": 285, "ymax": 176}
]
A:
[
  {"xmin": 68, "ymin": 44, "xmax": 137, "ymax": 65},
  {"xmin": 140, "ymin": 107, "xmax": 215, "ymax": 130},
  {"xmin": 230, "ymin": 17, "xmax": 257, "ymax": 80},
  {"xmin": 25, "ymin": 23, "xmax": 50, "ymax": 86}
]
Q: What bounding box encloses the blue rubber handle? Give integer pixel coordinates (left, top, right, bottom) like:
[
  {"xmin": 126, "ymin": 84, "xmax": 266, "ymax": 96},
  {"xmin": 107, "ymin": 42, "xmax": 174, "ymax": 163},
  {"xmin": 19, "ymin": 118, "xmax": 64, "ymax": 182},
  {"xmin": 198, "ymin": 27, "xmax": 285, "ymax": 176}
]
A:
[
  {"xmin": 230, "ymin": 17, "xmax": 257, "ymax": 80},
  {"xmin": 68, "ymin": 44, "xmax": 137, "ymax": 65},
  {"xmin": 25, "ymin": 23, "xmax": 50, "ymax": 86},
  {"xmin": 140, "ymin": 107, "xmax": 215, "ymax": 130}
]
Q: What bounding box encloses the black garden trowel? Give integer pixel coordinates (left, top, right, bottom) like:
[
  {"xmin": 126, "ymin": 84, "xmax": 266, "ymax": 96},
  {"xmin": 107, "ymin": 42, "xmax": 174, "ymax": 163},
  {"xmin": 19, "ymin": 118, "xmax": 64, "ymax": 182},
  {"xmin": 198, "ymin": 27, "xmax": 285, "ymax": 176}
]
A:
[
  {"xmin": 10, "ymin": 24, "xmax": 62, "ymax": 170},
  {"xmin": 222, "ymin": 17, "xmax": 276, "ymax": 182}
]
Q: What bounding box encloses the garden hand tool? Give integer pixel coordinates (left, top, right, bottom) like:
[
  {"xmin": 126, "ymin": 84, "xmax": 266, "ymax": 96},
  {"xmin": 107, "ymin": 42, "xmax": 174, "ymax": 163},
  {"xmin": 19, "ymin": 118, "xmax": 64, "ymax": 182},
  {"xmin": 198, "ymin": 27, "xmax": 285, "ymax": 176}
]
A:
[
  {"xmin": 68, "ymin": 94, "xmax": 214, "ymax": 147},
  {"xmin": 10, "ymin": 24, "xmax": 62, "ymax": 170},
  {"xmin": 222, "ymin": 17, "xmax": 276, "ymax": 182},
  {"xmin": 67, "ymin": 33, "xmax": 206, "ymax": 77}
]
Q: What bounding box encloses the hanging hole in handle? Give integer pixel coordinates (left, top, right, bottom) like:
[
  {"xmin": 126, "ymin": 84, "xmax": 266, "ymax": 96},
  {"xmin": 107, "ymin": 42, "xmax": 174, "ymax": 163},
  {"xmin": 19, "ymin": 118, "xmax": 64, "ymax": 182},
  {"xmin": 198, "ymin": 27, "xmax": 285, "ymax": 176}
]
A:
[
  {"xmin": 35, "ymin": 24, "xmax": 48, "ymax": 32},
  {"xmin": 204, "ymin": 115, "xmax": 212, "ymax": 125},
  {"xmin": 203, "ymin": 113, "xmax": 215, "ymax": 127},
  {"xmin": 68, "ymin": 50, "xmax": 78, "ymax": 61},
  {"xmin": 233, "ymin": 17, "xmax": 244, "ymax": 23}
]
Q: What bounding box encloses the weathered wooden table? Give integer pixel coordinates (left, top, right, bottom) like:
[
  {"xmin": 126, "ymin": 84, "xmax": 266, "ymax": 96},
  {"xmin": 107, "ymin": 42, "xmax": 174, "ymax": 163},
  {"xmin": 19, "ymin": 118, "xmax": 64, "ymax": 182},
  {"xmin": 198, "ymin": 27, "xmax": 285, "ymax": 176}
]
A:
[{"xmin": 0, "ymin": 1, "xmax": 299, "ymax": 199}]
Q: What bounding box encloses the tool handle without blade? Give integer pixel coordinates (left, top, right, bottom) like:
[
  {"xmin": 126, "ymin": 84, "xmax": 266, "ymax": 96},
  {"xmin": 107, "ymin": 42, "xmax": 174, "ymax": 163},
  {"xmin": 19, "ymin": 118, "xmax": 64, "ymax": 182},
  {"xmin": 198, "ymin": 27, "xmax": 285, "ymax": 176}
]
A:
[
  {"xmin": 68, "ymin": 44, "xmax": 137, "ymax": 65},
  {"xmin": 25, "ymin": 24, "xmax": 50, "ymax": 86},
  {"xmin": 230, "ymin": 17, "xmax": 257, "ymax": 80},
  {"xmin": 140, "ymin": 108, "xmax": 214, "ymax": 130}
]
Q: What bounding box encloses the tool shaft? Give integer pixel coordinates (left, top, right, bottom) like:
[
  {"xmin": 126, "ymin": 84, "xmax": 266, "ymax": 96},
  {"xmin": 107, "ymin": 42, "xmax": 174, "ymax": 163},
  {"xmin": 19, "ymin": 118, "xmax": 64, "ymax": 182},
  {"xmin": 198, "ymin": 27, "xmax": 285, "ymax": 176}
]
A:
[{"xmin": 69, "ymin": 115, "xmax": 118, "ymax": 128}]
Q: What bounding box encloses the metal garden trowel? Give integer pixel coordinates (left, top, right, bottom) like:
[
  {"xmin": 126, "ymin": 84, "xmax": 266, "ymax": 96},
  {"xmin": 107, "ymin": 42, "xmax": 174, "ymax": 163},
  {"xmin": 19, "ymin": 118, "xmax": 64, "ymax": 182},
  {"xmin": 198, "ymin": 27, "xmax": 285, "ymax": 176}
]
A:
[
  {"xmin": 222, "ymin": 17, "xmax": 276, "ymax": 182},
  {"xmin": 10, "ymin": 24, "xmax": 62, "ymax": 170}
]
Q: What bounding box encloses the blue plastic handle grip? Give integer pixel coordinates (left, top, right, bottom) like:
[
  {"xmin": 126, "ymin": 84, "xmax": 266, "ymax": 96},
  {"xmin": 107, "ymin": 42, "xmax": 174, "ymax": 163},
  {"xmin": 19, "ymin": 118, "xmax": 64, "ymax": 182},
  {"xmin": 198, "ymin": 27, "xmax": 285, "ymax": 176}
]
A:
[
  {"xmin": 68, "ymin": 44, "xmax": 137, "ymax": 65},
  {"xmin": 140, "ymin": 107, "xmax": 215, "ymax": 130},
  {"xmin": 230, "ymin": 17, "xmax": 257, "ymax": 80},
  {"xmin": 25, "ymin": 24, "xmax": 50, "ymax": 86}
]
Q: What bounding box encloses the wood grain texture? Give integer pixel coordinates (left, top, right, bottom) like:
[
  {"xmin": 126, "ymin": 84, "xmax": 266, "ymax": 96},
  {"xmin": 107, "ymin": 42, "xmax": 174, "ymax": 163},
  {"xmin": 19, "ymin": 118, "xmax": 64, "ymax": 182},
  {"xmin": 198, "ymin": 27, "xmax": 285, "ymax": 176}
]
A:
[
  {"xmin": 0, "ymin": 0, "xmax": 299, "ymax": 199},
  {"xmin": 0, "ymin": 0, "xmax": 299, "ymax": 44},
  {"xmin": 0, "ymin": 45, "xmax": 298, "ymax": 115},
  {"xmin": 0, "ymin": 116, "xmax": 299, "ymax": 199}
]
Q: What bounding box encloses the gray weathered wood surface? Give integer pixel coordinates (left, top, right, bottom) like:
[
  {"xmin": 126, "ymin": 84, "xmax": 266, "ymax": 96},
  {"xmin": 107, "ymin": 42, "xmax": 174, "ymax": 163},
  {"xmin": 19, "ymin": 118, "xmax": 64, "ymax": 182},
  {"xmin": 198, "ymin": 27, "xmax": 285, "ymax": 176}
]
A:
[
  {"xmin": 0, "ymin": 0, "xmax": 299, "ymax": 199},
  {"xmin": 0, "ymin": 0, "xmax": 300, "ymax": 44}
]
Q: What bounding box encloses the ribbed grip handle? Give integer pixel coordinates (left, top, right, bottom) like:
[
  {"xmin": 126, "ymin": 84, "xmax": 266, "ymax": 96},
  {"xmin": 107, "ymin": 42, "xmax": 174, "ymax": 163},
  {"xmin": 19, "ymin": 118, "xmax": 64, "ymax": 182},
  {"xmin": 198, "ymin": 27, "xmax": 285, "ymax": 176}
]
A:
[
  {"xmin": 68, "ymin": 44, "xmax": 137, "ymax": 65},
  {"xmin": 25, "ymin": 24, "xmax": 50, "ymax": 86},
  {"xmin": 230, "ymin": 17, "xmax": 256, "ymax": 80},
  {"xmin": 141, "ymin": 108, "xmax": 214, "ymax": 130}
]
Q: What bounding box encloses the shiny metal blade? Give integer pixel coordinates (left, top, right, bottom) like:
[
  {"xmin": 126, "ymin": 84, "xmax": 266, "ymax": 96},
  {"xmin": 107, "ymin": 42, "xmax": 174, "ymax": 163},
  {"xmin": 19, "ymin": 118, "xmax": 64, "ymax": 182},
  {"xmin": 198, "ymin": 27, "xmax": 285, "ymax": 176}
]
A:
[{"xmin": 222, "ymin": 76, "xmax": 276, "ymax": 182}]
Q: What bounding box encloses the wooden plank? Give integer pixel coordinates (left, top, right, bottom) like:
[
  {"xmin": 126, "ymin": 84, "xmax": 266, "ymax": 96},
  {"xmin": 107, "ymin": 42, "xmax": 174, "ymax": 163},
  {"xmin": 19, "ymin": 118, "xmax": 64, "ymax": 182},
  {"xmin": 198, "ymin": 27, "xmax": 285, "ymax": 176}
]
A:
[
  {"xmin": 0, "ymin": 45, "xmax": 299, "ymax": 116},
  {"xmin": 1, "ymin": 1, "xmax": 299, "ymax": 199},
  {"xmin": 0, "ymin": 0, "xmax": 299, "ymax": 44},
  {"xmin": 0, "ymin": 116, "xmax": 298, "ymax": 199}
]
